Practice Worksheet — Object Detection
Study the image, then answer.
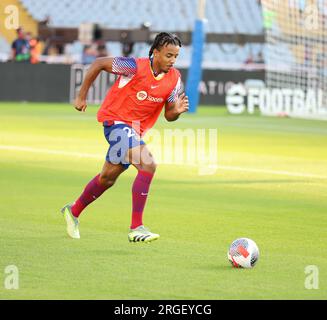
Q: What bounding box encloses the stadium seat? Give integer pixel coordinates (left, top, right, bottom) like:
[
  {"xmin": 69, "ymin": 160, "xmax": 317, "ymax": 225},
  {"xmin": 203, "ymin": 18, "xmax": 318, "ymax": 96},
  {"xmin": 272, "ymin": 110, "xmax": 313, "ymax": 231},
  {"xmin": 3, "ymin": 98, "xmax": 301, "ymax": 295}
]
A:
[
  {"xmin": 20, "ymin": 0, "xmax": 263, "ymax": 34},
  {"xmin": 16, "ymin": 0, "xmax": 265, "ymax": 65}
]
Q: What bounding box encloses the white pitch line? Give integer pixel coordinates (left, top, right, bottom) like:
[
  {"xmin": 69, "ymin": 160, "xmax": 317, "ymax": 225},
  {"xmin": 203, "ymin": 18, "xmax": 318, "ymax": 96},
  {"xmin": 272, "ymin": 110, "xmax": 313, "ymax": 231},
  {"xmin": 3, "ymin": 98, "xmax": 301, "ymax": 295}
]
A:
[
  {"xmin": 0, "ymin": 145, "xmax": 326, "ymax": 180},
  {"xmin": 218, "ymin": 165, "xmax": 327, "ymax": 179},
  {"xmin": 0, "ymin": 145, "xmax": 103, "ymax": 159}
]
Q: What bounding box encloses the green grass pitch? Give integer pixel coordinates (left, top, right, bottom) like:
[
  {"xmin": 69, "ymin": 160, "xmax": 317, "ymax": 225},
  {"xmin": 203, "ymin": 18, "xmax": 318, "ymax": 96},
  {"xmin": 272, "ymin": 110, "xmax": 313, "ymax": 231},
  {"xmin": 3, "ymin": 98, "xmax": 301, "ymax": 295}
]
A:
[{"xmin": 0, "ymin": 102, "xmax": 326, "ymax": 299}]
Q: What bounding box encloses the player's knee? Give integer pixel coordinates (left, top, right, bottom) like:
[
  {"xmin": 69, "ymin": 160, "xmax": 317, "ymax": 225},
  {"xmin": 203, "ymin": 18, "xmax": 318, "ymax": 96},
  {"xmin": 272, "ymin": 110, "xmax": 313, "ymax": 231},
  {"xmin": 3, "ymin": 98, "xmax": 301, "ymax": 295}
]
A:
[
  {"xmin": 99, "ymin": 174, "xmax": 117, "ymax": 188},
  {"xmin": 141, "ymin": 161, "xmax": 157, "ymax": 174}
]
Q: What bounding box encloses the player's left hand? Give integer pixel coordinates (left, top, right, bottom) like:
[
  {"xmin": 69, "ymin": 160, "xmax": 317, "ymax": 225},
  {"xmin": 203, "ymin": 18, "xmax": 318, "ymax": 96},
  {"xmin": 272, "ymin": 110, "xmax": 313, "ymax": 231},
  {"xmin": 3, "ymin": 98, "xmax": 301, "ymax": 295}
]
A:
[{"xmin": 175, "ymin": 93, "xmax": 189, "ymax": 114}]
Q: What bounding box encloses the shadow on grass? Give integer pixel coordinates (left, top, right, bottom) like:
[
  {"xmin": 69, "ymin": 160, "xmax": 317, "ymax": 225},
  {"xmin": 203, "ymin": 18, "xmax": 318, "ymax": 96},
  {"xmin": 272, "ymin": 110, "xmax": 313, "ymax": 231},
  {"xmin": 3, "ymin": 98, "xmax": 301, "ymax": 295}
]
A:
[
  {"xmin": 201, "ymin": 264, "xmax": 233, "ymax": 271},
  {"xmin": 201, "ymin": 263, "xmax": 257, "ymax": 272}
]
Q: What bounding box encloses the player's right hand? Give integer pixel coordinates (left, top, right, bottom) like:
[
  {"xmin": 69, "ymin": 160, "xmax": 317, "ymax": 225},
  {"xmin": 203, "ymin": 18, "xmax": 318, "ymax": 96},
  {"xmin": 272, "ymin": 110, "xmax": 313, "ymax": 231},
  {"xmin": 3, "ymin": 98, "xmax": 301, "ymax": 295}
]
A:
[{"xmin": 74, "ymin": 96, "xmax": 87, "ymax": 112}]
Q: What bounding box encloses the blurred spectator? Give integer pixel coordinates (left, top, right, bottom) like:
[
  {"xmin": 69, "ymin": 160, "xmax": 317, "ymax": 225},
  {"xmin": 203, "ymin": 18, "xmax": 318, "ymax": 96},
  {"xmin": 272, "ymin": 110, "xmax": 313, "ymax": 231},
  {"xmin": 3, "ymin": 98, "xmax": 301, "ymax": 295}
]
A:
[
  {"xmin": 82, "ymin": 44, "xmax": 98, "ymax": 64},
  {"xmin": 97, "ymin": 41, "xmax": 109, "ymax": 58},
  {"xmin": 122, "ymin": 42, "xmax": 134, "ymax": 57},
  {"xmin": 244, "ymin": 53, "xmax": 254, "ymax": 64},
  {"xmin": 48, "ymin": 44, "xmax": 59, "ymax": 56},
  {"xmin": 30, "ymin": 37, "xmax": 43, "ymax": 64},
  {"xmin": 11, "ymin": 27, "xmax": 31, "ymax": 62},
  {"xmin": 254, "ymin": 51, "xmax": 264, "ymax": 63},
  {"xmin": 42, "ymin": 38, "xmax": 51, "ymax": 55},
  {"xmin": 25, "ymin": 32, "xmax": 32, "ymax": 43}
]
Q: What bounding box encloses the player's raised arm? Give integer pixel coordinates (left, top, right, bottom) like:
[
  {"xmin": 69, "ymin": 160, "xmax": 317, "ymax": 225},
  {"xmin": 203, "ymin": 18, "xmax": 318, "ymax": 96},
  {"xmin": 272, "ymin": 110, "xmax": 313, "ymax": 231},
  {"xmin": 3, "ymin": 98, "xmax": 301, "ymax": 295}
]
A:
[
  {"xmin": 74, "ymin": 56, "xmax": 137, "ymax": 112},
  {"xmin": 74, "ymin": 57, "xmax": 114, "ymax": 112}
]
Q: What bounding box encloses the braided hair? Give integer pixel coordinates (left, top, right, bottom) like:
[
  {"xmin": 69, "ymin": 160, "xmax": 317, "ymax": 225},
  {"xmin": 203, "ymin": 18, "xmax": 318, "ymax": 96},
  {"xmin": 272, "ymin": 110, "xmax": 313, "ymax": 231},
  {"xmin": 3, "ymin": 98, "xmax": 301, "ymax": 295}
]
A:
[{"xmin": 149, "ymin": 32, "xmax": 182, "ymax": 58}]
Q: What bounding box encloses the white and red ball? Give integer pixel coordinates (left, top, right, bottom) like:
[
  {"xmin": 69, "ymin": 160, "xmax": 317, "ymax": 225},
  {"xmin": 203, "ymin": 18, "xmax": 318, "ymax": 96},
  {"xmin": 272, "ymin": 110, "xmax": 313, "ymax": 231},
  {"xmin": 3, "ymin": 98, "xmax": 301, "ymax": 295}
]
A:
[{"xmin": 227, "ymin": 238, "xmax": 259, "ymax": 268}]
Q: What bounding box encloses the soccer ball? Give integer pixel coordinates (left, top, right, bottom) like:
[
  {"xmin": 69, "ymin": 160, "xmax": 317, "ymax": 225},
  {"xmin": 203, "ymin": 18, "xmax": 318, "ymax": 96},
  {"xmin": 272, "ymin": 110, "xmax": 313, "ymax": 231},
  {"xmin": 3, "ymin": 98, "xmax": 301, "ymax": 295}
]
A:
[{"xmin": 227, "ymin": 238, "xmax": 259, "ymax": 268}]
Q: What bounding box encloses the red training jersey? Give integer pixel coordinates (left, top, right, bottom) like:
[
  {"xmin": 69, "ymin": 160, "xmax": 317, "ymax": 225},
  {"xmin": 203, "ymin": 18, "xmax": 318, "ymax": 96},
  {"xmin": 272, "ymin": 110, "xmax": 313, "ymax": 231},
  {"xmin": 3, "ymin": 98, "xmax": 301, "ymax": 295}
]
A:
[{"xmin": 97, "ymin": 57, "xmax": 181, "ymax": 136}]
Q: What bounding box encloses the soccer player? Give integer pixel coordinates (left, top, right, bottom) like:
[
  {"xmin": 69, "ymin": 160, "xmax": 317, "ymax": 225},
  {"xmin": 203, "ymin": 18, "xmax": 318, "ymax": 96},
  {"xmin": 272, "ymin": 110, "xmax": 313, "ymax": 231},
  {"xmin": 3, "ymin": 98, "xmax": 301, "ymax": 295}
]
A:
[{"xmin": 61, "ymin": 32, "xmax": 189, "ymax": 243}]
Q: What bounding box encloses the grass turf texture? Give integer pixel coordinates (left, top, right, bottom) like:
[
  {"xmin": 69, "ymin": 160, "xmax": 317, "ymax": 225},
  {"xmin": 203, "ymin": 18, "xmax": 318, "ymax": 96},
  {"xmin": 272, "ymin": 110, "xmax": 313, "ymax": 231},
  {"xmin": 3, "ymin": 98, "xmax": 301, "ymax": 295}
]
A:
[{"xmin": 0, "ymin": 102, "xmax": 326, "ymax": 299}]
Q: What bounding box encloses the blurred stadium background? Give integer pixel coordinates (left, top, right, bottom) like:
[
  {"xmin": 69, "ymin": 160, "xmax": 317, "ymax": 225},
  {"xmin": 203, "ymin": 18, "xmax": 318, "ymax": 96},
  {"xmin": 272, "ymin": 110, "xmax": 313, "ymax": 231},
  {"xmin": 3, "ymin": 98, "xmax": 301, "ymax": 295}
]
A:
[
  {"xmin": 0, "ymin": 0, "xmax": 264, "ymax": 65},
  {"xmin": 1, "ymin": 0, "xmax": 327, "ymax": 119},
  {"xmin": 1, "ymin": 0, "xmax": 327, "ymax": 300},
  {"xmin": 0, "ymin": 0, "xmax": 266, "ymax": 106}
]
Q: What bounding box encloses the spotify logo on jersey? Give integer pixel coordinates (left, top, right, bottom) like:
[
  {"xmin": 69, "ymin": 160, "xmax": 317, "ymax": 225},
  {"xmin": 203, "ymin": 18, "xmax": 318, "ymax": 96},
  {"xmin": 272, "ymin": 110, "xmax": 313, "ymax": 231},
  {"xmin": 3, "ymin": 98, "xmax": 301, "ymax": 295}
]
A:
[{"xmin": 136, "ymin": 91, "xmax": 148, "ymax": 101}]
